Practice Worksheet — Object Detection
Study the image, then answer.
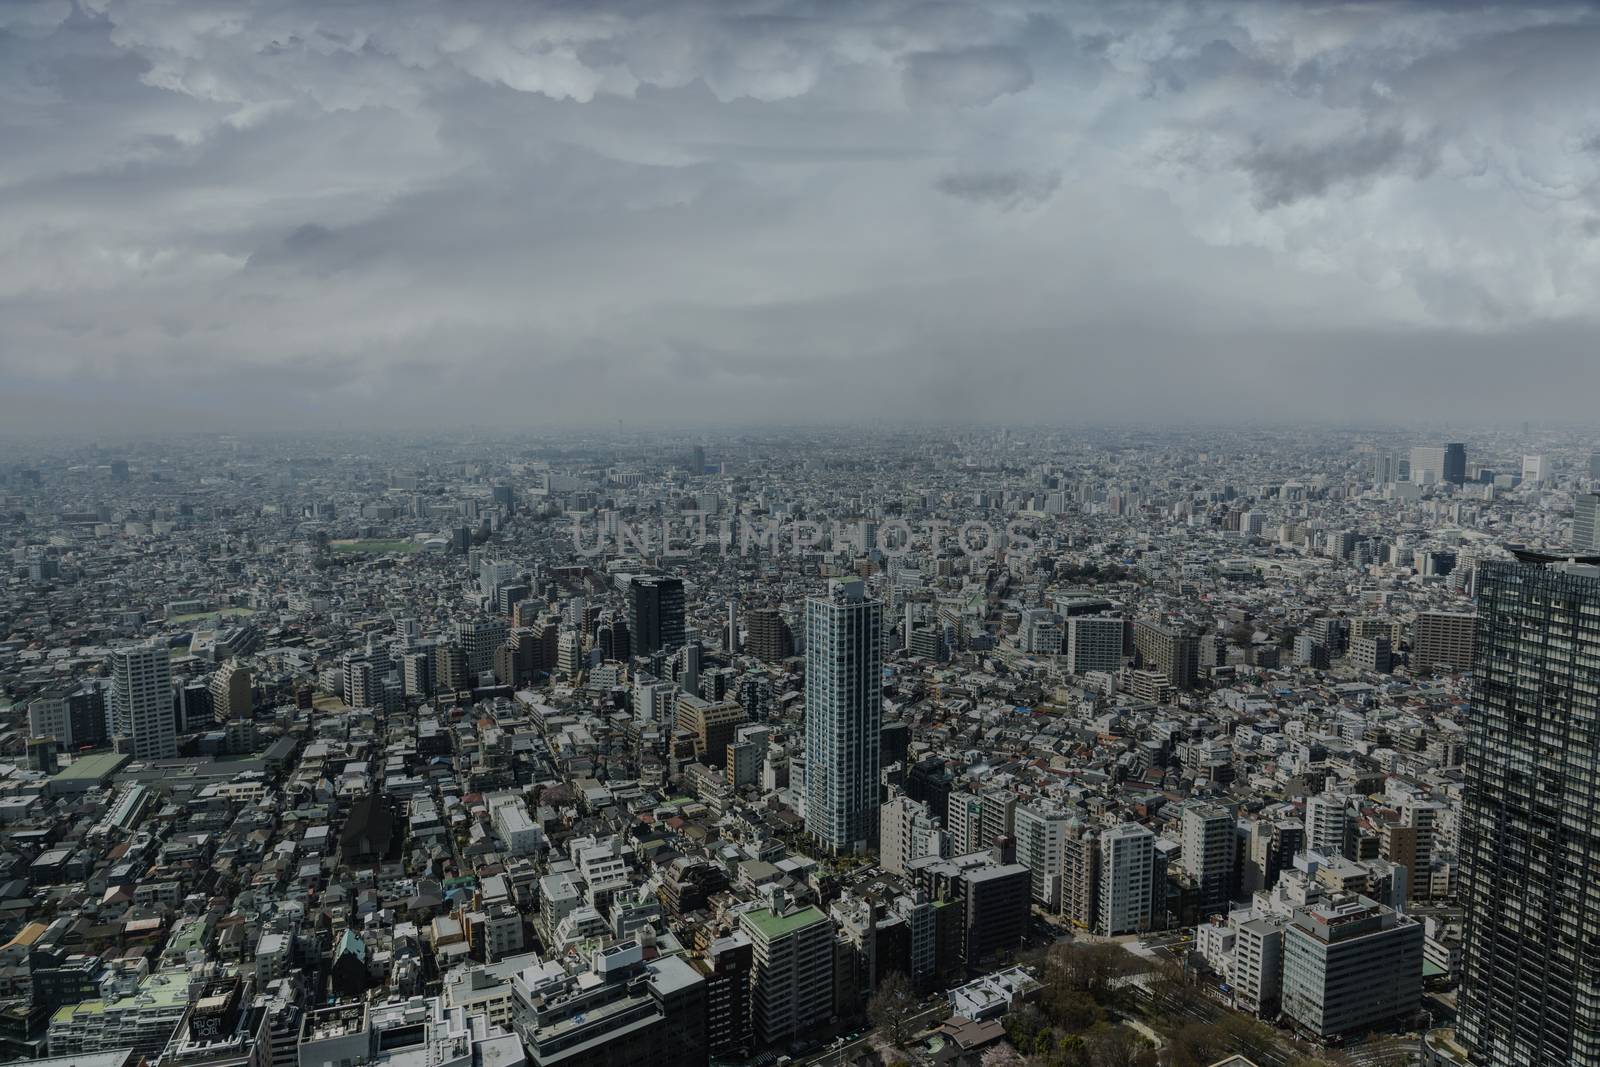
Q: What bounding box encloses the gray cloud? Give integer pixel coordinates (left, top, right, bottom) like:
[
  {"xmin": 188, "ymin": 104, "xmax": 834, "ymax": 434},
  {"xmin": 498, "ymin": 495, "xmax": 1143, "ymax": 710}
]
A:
[
  {"xmin": 1239, "ymin": 125, "xmax": 1442, "ymax": 209},
  {"xmin": 3, "ymin": 0, "xmax": 1600, "ymax": 433},
  {"xmin": 934, "ymin": 169, "xmax": 1062, "ymax": 211},
  {"xmin": 902, "ymin": 46, "xmax": 1034, "ymax": 108}
]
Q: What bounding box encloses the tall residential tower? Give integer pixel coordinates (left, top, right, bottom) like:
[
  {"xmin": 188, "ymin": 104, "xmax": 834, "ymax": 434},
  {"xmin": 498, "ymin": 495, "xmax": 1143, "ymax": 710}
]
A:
[
  {"xmin": 1458, "ymin": 555, "xmax": 1600, "ymax": 1065},
  {"xmin": 804, "ymin": 578, "xmax": 883, "ymax": 854}
]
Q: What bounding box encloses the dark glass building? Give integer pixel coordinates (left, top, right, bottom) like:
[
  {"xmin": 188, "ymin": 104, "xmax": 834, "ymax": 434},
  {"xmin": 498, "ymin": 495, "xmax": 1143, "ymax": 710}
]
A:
[
  {"xmin": 1458, "ymin": 555, "xmax": 1600, "ymax": 1065},
  {"xmin": 628, "ymin": 574, "xmax": 685, "ymax": 655}
]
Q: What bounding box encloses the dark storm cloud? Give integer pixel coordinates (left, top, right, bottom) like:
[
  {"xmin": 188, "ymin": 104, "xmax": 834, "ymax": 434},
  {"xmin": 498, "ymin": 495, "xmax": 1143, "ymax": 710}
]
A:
[
  {"xmin": 3, "ymin": 0, "xmax": 1600, "ymax": 432},
  {"xmin": 933, "ymin": 170, "xmax": 1061, "ymax": 211}
]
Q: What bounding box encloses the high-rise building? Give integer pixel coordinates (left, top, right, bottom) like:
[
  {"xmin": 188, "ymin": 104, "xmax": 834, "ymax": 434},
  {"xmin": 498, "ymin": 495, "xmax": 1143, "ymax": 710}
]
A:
[
  {"xmin": 1411, "ymin": 611, "xmax": 1477, "ymax": 676},
  {"xmin": 109, "ymin": 643, "xmax": 176, "ymax": 760},
  {"xmin": 1061, "ymin": 820, "xmax": 1099, "ymax": 929},
  {"xmin": 1097, "ymin": 822, "xmax": 1154, "ymax": 936},
  {"xmin": 1574, "ymin": 492, "xmax": 1600, "ymax": 553},
  {"xmin": 1521, "ymin": 454, "xmax": 1547, "ymax": 485},
  {"xmin": 1133, "ymin": 619, "xmax": 1200, "ymax": 689},
  {"xmin": 1065, "ymin": 615, "xmax": 1123, "ymax": 675},
  {"xmin": 1014, "ymin": 802, "xmax": 1071, "ymax": 910},
  {"xmin": 628, "ymin": 575, "xmax": 686, "ymax": 656},
  {"xmin": 1181, "ymin": 804, "xmax": 1238, "ymax": 917},
  {"xmin": 1304, "ymin": 793, "xmax": 1351, "ymax": 857},
  {"xmin": 745, "ymin": 607, "xmax": 793, "ymax": 662},
  {"xmin": 1458, "ymin": 556, "xmax": 1600, "ymax": 1066},
  {"xmin": 208, "ymin": 659, "xmax": 252, "ymax": 724},
  {"xmin": 456, "ymin": 617, "xmax": 508, "ymax": 680},
  {"xmin": 1410, "ymin": 443, "xmax": 1467, "ymax": 486},
  {"xmin": 1281, "ymin": 895, "xmax": 1423, "ymax": 1040},
  {"xmin": 804, "ymin": 578, "xmax": 883, "ymax": 854},
  {"xmin": 740, "ymin": 900, "xmax": 834, "ymax": 1049},
  {"xmin": 1444, "ymin": 442, "xmax": 1467, "ymax": 485}
]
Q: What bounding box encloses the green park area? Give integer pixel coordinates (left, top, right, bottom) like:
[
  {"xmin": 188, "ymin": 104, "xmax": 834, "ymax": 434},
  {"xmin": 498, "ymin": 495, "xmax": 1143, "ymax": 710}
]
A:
[{"xmin": 330, "ymin": 539, "xmax": 422, "ymax": 555}]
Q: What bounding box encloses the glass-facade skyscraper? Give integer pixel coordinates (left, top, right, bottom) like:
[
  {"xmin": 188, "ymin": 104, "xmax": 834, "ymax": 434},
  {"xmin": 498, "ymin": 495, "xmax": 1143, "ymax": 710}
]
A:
[
  {"xmin": 1458, "ymin": 554, "xmax": 1600, "ymax": 1066},
  {"xmin": 804, "ymin": 578, "xmax": 882, "ymax": 854}
]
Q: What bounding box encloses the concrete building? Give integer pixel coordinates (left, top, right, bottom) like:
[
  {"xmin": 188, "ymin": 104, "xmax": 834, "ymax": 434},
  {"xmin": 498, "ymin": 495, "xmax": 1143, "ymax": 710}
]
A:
[
  {"xmin": 1281, "ymin": 895, "xmax": 1423, "ymax": 1039},
  {"xmin": 1181, "ymin": 804, "xmax": 1238, "ymax": 917},
  {"xmin": 1411, "ymin": 611, "xmax": 1476, "ymax": 676},
  {"xmin": 1013, "ymin": 802, "xmax": 1071, "ymax": 910},
  {"xmin": 1133, "ymin": 619, "xmax": 1200, "ymax": 690},
  {"xmin": 108, "ymin": 643, "xmax": 175, "ymax": 761},
  {"xmin": 1097, "ymin": 823, "xmax": 1155, "ymax": 936},
  {"xmin": 1065, "ymin": 615, "xmax": 1123, "ymax": 675},
  {"xmin": 740, "ymin": 900, "xmax": 834, "ymax": 1049},
  {"xmin": 209, "ymin": 660, "xmax": 252, "ymax": 724},
  {"xmin": 803, "ymin": 578, "xmax": 883, "ymax": 854}
]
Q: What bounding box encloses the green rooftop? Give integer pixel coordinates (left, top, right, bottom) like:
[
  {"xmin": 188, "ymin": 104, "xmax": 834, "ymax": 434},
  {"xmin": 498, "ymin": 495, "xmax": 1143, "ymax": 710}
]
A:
[
  {"xmin": 51, "ymin": 752, "xmax": 130, "ymax": 783},
  {"xmin": 742, "ymin": 905, "xmax": 827, "ymax": 942}
]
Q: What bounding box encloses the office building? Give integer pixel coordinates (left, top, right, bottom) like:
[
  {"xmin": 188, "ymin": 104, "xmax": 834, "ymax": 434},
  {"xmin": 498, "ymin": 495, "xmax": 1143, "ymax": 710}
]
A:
[
  {"xmin": 628, "ymin": 575, "xmax": 686, "ymax": 655},
  {"xmin": 1574, "ymin": 492, "xmax": 1600, "ymax": 553},
  {"xmin": 1097, "ymin": 823, "xmax": 1155, "ymax": 936},
  {"xmin": 1182, "ymin": 804, "xmax": 1238, "ymax": 917},
  {"xmin": 674, "ymin": 694, "xmax": 745, "ymax": 770},
  {"xmin": 510, "ymin": 942, "xmax": 703, "ymax": 1067},
  {"xmin": 1521, "ymin": 454, "xmax": 1547, "ymax": 485},
  {"xmin": 457, "ymin": 617, "xmax": 508, "ymax": 680},
  {"xmin": 28, "ymin": 692, "xmax": 72, "ymax": 749},
  {"xmin": 1065, "ymin": 615, "xmax": 1123, "ymax": 675},
  {"xmin": 740, "ymin": 899, "xmax": 834, "ymax": 1048},
  {"xmin": 1410, "ymin": 443, "xmax": 1467, "ymax": 486},
  {"xmin": 1458, "ymin": 556, "xmax": 1600, "ymax": 1066},
  {"xmin": 1411, "ymin": 611, "xmax": 1476, "ymax": 676},
  {"xmin": 1281, "ymin": 895, "xmax": 1423, "ymax": 1039},
  {"xmin": 803, "ymin": 578, "xmax": 883, "ymax": 854},
  {"xmin": 108, "ymin": 643, "xmax": 176, "ymax": 760}
]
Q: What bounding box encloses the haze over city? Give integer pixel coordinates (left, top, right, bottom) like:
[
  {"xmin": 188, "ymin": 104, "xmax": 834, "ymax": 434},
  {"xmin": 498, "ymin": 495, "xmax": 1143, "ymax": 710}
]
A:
[
  {"xmin": 7, "ymin": 5, "xmax": 1600, "ymax": 1067},
  {"xmin": 6, "ymin": 0, "xmax": 1600, "ymax": 430}
]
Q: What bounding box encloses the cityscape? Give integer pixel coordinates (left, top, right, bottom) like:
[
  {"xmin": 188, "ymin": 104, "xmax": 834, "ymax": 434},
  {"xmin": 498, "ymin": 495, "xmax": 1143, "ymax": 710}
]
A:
[{"xmin": 6, "ymin": 3, "xmax": 1600, "ymax": 1067}]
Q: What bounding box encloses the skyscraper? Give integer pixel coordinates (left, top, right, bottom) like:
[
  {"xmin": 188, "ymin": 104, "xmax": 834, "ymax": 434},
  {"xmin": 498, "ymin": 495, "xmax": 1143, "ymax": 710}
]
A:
[
  {"xmin": 1574, "ymin": 492, "xmax": 1600, "ymax": 553},
  {"xmin": 1410, "ymin": 442, "xmax": 1467, "ymax": 486},
  {"xmin": 109, "ymin": 643, "xmax": 175, "ymax": 760},
  {"xmin": 804, "ymin": 578, "xmax": 883, "ymax": 854},
  {"xmin": 1458, "ymin": 554, "xmax": 1600, "ymax": 1066},
  {"xmin": 1444, "ymin": 442, "xmax": 1467, "ymax": 485},
  {"xmin": 628, "ymin": 575, "xmax": 686, "ymax": 656}
]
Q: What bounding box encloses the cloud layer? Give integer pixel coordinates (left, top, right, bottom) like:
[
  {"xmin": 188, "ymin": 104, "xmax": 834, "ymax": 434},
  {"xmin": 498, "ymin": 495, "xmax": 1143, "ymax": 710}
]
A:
[{"xmin": 3, "ymin": 0, "xmax": 1599, "ymax": 432}]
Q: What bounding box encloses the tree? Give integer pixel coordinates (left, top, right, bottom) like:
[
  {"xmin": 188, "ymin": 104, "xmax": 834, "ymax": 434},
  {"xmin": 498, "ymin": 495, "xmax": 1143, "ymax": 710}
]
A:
[
  {"xmin": 1165, "ymin": 1023, "xmax": 1228, "ymax": 1067},
  {"xmin": 868, "ymin": 970, "xmax": 919, "ymax": 1049},
  {"xmin": 1087, "ymin": 1026, "xmax": 1155, "ymax": 1067}
]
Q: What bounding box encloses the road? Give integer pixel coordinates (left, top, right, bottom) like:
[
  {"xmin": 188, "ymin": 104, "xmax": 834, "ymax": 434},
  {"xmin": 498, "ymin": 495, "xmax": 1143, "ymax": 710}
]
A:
[{"xmin": 795, "ymin": 1003, "xmax": 951, "ymax": 1066}]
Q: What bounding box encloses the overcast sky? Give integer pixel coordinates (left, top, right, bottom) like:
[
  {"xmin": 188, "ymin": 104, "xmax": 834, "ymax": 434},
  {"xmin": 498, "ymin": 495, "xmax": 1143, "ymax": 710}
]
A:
[{"xmin": 3, "ymin": 0, "xmax": 1599, "ymax": 434}]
